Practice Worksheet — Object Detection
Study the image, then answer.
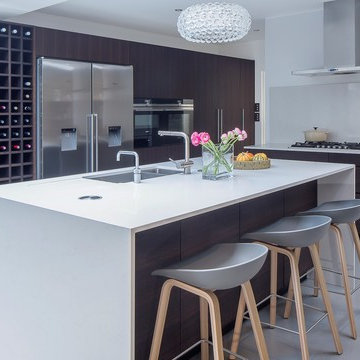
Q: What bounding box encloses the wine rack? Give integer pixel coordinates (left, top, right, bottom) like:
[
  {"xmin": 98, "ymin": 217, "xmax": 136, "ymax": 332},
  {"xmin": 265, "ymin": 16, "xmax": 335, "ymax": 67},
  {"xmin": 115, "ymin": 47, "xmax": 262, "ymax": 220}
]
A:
[{"xmin": 0, "ymin": 22, "xmax": 33, "ymax": 185}]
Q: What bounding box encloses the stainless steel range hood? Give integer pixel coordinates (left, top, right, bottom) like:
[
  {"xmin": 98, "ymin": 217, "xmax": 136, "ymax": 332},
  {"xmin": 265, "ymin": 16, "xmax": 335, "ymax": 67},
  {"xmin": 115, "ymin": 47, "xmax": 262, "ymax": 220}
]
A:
[{"xmin": 292, "ymin": 0, "xmax": 360, "ymax": 76}]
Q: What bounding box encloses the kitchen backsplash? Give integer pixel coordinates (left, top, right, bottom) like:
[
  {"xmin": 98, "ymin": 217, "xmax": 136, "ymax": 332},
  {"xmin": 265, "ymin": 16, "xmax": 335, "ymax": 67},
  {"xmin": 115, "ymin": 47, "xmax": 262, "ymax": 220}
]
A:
[{"xmin": 269, "ymin": 82, "xmax": 360, "ymax": 143}]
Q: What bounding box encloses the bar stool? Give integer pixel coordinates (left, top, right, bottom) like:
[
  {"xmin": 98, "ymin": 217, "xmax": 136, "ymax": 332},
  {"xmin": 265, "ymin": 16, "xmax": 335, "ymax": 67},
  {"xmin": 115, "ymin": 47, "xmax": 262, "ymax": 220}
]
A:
[
  {"xmin": 284, "ymin": 199, "xmax": 360, "ymax": 339},
  {"xmin": 230, "ymin": 215, "xmax": 343, "ymax": 360},
  {"xmin": 149, "ymin": 243, "xmax": 269, "ymax": 360}
]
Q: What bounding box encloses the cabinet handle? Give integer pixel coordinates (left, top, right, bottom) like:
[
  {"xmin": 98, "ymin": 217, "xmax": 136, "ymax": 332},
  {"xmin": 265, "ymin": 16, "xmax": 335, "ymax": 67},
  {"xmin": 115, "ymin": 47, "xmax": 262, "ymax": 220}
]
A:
[
  {"xmin": 220, "ymin": 109, "xmax": 223, "ymax": 136},
  {"xmin": 217, "ymin": 108, "xmax": 221, "ymax": 142},
  {"xmin": 242, "ymin": 108, "xmax": 245, "ymax": 130}
]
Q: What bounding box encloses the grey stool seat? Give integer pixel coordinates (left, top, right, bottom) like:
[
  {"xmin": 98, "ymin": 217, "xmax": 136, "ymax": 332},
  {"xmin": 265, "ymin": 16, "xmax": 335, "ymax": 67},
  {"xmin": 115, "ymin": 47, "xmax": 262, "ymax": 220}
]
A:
[
  {"xmin": 298, "ymin": 200, "xmax": 360, "ymax": 224},
  {"xmin": 152, "ymin": 243, "xmax": 268, "ymax": 290},
  {"xmin": 242, "ymin": 215, "xmax": 331, "ymax": 248}
]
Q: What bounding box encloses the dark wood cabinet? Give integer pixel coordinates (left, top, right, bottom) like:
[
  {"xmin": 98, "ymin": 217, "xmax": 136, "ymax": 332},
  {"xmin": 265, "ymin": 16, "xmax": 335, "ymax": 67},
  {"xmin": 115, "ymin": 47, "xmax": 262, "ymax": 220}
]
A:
[
  {"xmin": 135, "ymin": 222, "xmax": 181, "ymax": 360},
  {"xmin": 0, "ymin": 21, "xmax": 34, "ymax": 185},
  {"xmin": 193, "ymin": 54, "xmax": 255, "ymax": 154},
  {"xmin": 31, "ymin": 26, "xmax": 256, "ymax": 169},
  {"xmin": 34, "ymin": 27, "xmax": 130, "ymax": 65},
  {"xmin": 129, "ymin": 43, "xmax": 196, "ymax": 99},
  {"xmin": 259, "ymin": 149, "xmax": 329, "ymax": 162}
]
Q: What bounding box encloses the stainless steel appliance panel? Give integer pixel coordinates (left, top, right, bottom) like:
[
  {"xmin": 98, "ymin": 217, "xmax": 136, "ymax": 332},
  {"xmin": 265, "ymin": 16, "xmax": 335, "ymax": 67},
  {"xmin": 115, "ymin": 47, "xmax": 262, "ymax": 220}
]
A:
[
  {"xmin": 92, "ymin": 64, "xmax": 133, "ymax": 171},
  {"xmin": 37, "ymin": 58, "xmax": 92, "ymax": 178}
]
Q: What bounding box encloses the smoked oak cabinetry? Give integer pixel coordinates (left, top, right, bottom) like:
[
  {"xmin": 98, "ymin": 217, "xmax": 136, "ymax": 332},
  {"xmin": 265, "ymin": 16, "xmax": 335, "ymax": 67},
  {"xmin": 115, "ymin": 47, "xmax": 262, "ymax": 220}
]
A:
[
  {"xmin": 192, "ymin": 53, "xmax": 254, "ymax": 156},
  {"xmin": 0, "ymin": 22, "xmax": 34, "ymax": 184},
  {"xmin": 135, "ymin": 181, "xmax": 317, "ymax": 359},
  {"xmin": 32, "ymin": 27, "xmax": 256, "ymax": 171}
]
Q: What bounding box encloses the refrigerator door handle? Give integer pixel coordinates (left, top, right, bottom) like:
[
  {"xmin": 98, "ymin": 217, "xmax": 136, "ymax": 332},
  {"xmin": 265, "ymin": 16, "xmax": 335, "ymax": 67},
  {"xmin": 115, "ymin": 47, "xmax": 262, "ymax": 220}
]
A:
[
  {"xmin": 87, "ymin": 114, "xmax": 95, "ymax": 173},
  {"xmin": 93, "ymin": 113, "xmax": 99, "ymax": 172}
]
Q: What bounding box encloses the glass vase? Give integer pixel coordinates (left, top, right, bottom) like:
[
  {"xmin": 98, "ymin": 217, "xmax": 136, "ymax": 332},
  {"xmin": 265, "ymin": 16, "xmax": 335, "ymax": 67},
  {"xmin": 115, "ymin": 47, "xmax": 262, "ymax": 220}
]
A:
[{"xmin": 202, "ymin": 144, "xmax": 234, "ymax": 180}]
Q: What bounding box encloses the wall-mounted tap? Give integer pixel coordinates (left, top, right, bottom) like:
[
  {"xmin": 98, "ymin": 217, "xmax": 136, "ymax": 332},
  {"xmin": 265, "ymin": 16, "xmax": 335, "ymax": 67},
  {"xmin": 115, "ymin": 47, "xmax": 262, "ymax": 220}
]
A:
[
  {"xmin": 158, "ymin": 131, "xmax": 193, "ymax": 174},
  {"xmin": 116, "ymin": 150, "xmax": 141, "ymax": 183}
]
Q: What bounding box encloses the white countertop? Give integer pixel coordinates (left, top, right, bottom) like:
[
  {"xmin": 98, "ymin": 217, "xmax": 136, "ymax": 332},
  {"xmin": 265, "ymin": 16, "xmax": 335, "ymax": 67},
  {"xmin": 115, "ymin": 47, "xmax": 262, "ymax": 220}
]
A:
[
  {"xmin": 245, "ymin": 143, "xmax": 360, "ymax": 155},
  {"xmin": 0, "ymin": 158, "xmax": 354, "ymax": 231}
]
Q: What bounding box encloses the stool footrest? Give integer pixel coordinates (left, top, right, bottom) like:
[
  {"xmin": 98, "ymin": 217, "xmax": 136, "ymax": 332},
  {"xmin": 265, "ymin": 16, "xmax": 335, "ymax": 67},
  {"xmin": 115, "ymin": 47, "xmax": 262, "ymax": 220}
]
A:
[
  {"xmin": 242, "ymin": 294, "xmax": 328, "ymax": 336},
  {"xmin": 302, "ymin": 266, "xmax": 360, "ymax": 296},
  {"xmin": 170, "ymin": 339, "xmax": 248, "ymax": 360}
]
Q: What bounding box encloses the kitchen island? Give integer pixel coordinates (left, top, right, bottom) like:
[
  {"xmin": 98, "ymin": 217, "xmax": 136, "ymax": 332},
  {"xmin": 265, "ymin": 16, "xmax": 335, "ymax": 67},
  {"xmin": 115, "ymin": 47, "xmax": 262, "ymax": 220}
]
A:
[{"xmin": 0, "ymin": 158, "xmax": 355, "ymax": 360}]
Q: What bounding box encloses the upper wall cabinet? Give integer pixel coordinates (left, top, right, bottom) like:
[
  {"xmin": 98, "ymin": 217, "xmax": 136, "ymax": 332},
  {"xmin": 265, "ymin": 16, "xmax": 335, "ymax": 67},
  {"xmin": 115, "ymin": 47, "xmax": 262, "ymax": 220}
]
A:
[
  {"xmin": 129, "ymin": 42, "xmax": 195, "ymax": 99},
  {"xmin": 34, "ymin": 28, "xmax": 130, "ymax": 65}
]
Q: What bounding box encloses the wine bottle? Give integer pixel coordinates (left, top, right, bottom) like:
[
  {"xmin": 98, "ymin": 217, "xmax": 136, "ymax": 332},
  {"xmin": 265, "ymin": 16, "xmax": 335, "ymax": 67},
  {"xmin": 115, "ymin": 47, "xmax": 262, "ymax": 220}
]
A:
[
  {"xmin": 0, "ymin": 145, "xmax": 7, "ymax": 152},
  {"xmin": 24, "ymin": 105, "xmax": 32, "ymax": 112},
  {"xmin": 12, "ymin": 105, "xmax": 19, "ymax": 112},
  {"xmin": 0, "ymin": 131, "xmax": 7, "ymax": 138},
  {"xmin": 24, "ymin": 93, "xmax": 31, "ymax": 99},
  {"xmin": 23, "ymin": 130, "xmax": 31, "ymax": 137},
  {"xmin": 0, "ymin": 27, "xmax": 7, "ymax": 34},
  {"xmin": 12, "ymin": 130, "xmax": 20, "ymax": 138},
  {"xmin": 0, "ymin": 105, "xmax": 7, "ymax": 112},
  {"xmin": 24, "ymin": 81, "xmax": 31, "ymax": 87},
  {"xmin": 24, "ymin": 31, "xmax": 31, "ymax": 37},
  {"xmin": 24, "ymin": 143, "xmax": 32, "ymax": 150},
  {"xmin": 11, "ymin": 29, "xmax": 18, "ymax": 35},
  {"xmin": 12, "ymin": 144, "xmax": 20, "ymax": 151},
  {"xmin": 11, "ymin": 118, "xmax": 19, "ymax": 125},
  {"xmin": 23, "ymin": 118, "xmax": 31, "ymax": 125},
  {"xmin": 0, "ymin": 119, "xmax": 6, "ymax": 125}
]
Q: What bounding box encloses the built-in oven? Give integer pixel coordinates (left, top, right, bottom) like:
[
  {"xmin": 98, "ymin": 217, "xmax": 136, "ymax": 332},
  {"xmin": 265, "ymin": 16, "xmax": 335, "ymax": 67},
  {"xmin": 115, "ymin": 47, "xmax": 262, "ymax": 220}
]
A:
[{"xmin": 133, "ymin": 98, "xmax": 194, "ymax": 147}]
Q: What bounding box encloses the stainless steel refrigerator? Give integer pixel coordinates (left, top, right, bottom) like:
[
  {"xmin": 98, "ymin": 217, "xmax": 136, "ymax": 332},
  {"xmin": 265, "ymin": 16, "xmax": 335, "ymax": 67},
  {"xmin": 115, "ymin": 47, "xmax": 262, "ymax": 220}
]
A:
[{"xmin": 37, "ymin": 57, "xmax": 133, "ymax": 179}]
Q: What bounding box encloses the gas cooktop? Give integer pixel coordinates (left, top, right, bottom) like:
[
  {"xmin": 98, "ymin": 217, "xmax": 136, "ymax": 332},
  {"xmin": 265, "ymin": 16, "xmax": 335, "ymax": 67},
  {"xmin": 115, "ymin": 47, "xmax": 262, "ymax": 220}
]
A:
[{"xmin": 291, "ymin": 141, "xmax": 360, "ymax": 150}]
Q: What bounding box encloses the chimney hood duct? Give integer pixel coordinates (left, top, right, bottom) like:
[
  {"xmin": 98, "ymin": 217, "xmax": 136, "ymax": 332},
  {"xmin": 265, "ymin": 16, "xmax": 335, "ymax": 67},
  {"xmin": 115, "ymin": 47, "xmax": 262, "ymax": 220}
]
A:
[{"xmin": 292, "ymin": 0, "xmax": 360, "ymax": 76}]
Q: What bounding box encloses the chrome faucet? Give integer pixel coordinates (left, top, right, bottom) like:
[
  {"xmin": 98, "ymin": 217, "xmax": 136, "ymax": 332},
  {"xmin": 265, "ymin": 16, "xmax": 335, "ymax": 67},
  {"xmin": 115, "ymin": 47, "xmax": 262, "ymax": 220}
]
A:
[
  {"xmin": 158, "ymin": 131, "xmax": 193, "ymax": 174},
  {"xmin": 116, "ymin": 150, "xmax": 141, "ymax": 183}
]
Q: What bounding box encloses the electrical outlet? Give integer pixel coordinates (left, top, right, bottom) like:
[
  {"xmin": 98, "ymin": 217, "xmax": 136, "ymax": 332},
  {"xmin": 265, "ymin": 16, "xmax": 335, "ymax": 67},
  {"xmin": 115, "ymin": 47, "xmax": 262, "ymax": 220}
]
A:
[
  {"xmin": 254, "ymin": 103, "xmax": 260, "ymax": 112},
  {"xmin": 254, "ymin": 113, "xmax": 260, "ymax": 122}
]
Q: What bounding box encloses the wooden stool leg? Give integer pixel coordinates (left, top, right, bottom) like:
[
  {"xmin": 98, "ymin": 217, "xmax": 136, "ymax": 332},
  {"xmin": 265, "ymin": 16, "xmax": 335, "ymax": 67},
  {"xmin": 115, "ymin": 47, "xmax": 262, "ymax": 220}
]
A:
[
  {"xmin": 283, "ymin": 248, "xmax": 301, "ymax": 319},
  {"xmin": 242, "ymin": 281, "xmax": 270, "ymax": 360},
  {"xmin": 149, "ymin": 279, "xmax": 175, "ymax": 360},
  {"xmin": 313, "ymin": 242, "xmax": 320, "ymax": 297},
  {"xmin": 349, "ymin": 222, "xmax": 360, "ymax": 263},
  {"xmin": 332, "ymin": 224, "xmax": 357, "ymax": 339},
  {"xmin": 200, "ymin": 297, "xmax": 209, "ymax": 360},
  {"xmin": 207, "ymin": 291, "xmax": 225, "ymax": 360},
  {"xmin": 255, "ymin": 243, "xmax": 309, "ymax": 359},
  {"xmin": 270, "ymin": 250, "xmax": 277, "ymax": 327},
  {"xmin": 287, "ymin": 248, "xmax": 309, "ymax": 360},
  {"xmin": 229, "ymin": 289, "xmax": 246, "ymax": 359},
  {"xmin": 308, "ymin": 244, "xmax": 343, "ymax": 355}
]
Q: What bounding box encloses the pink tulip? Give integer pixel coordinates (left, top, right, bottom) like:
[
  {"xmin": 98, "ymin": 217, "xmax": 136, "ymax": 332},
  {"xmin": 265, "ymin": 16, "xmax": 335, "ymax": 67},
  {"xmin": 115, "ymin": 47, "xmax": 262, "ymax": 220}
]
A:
[
  {"xmin": 234, "ymin": 127, "xmax": 241, "ymax": 135},
  {"xmin": 191, "ymin": 132, "xmax": 201, "ymax": 146},
  {"xmin": 199, "ymin": 132, "xmax": 210, "ymax": 144}
]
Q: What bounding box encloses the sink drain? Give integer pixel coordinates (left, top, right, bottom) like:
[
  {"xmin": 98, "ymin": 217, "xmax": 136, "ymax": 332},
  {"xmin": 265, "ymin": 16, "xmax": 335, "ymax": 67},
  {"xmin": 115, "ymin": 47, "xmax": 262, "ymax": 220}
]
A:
[{"xmin": 78, "ymin": 195, "xmax": 103, "ymax": 200}]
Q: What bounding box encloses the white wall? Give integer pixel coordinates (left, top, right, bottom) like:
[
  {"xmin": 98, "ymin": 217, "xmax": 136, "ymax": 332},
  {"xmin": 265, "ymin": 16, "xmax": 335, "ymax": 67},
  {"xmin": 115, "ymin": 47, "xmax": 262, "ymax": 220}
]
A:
[
  {"xmin": 11, "ymin": 12, "xmax": 265, "ymax": 142},
  {"xmin": 265, "ymin": 10, "xmax": 360, "ymax": 143}
]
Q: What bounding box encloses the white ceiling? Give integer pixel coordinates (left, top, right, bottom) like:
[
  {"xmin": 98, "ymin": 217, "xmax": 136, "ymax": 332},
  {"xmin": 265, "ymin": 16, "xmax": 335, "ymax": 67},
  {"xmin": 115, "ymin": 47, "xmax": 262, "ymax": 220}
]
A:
[
  {"xmin": 0, "ymin": 0, "xmax": 66, "ymax": 20},
  {"xmin": 15, "ymin": 0, "xmax": 332, "ymax": 40}
]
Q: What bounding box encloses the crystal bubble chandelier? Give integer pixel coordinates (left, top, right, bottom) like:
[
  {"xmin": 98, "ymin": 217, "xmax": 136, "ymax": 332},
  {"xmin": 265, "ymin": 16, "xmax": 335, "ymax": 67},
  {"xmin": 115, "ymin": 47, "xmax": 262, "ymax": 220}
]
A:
[{"xmin": 177, "ymin": 2, "xmax": 252, "ymax": 43}]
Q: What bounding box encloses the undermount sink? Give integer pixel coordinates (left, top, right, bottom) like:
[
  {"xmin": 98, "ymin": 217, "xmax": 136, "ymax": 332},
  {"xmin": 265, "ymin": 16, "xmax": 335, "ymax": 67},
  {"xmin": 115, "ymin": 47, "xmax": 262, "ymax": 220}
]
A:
[
  {"xmin": 142, "ymin": 168, "xmax": 182, "ymax": 175},
  {"xmin": 84, "ymin": 167, "xmax": 182, "ymax": 183}
]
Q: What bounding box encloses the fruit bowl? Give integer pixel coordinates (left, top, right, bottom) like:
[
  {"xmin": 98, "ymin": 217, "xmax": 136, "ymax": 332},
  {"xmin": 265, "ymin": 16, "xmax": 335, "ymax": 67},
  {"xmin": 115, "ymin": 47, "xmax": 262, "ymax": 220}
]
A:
[{"xmin": 232, "ymin": 152, "xmax": 271, "ymax": 170}]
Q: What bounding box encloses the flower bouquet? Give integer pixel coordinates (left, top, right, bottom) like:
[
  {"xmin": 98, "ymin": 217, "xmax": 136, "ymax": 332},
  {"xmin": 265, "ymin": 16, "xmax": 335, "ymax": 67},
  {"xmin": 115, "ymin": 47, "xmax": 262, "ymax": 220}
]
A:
[{"xmin": 191, "ymin": 128, "xmax": 247, "ymax": 180}]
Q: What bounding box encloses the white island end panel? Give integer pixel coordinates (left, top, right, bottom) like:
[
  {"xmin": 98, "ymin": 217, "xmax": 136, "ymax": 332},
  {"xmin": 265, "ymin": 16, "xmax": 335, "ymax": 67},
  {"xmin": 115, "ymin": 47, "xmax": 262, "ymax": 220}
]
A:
[{"xmin": 0, "ymin": 199, "xmax": 133, "ymax": 360}]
